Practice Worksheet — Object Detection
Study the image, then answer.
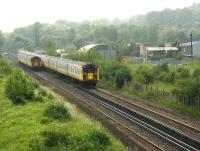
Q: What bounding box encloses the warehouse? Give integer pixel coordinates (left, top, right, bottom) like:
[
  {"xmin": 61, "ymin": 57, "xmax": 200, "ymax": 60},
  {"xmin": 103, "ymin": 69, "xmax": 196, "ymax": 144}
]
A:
[
  {"xmin": 180, "ymin": 41, "xmax": 200, "ymax": 56},
  {"xmin": 79, "ymin": 44, "xmax": 117, "ymax": 59},
  {"xmin": 145, "ymin": 47, "xmax": 178, "ymax": 60}
]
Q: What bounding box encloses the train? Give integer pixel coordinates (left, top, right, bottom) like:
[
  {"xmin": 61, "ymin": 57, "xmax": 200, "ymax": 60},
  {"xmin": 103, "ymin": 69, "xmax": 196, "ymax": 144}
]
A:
[{"xmin": 17, "ymin": 50, "xmax": 99, "ymax": 87}]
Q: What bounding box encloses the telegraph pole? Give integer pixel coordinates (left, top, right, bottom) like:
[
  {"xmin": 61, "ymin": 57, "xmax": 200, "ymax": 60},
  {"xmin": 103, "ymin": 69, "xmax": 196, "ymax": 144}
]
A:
[{"xmin": 190, "ymin": 32, "xmax": 193, "ymax": 59}]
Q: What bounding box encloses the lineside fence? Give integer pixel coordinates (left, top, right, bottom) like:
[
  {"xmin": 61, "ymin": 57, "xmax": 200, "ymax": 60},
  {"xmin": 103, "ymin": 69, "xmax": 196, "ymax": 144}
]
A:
[{"xmin": 127, "ymin": 82, "xmax": 200, "ymax": 111}]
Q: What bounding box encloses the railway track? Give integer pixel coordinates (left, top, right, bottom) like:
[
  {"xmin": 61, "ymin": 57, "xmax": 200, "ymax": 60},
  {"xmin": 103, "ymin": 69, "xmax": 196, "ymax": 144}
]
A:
[
  {"xmin": 93, "ymin": 88, "xmax": 200, "ymax": 141},
  {"xmin": 7, "ymin": 53, "xmax": 200, "ymax": 151}
]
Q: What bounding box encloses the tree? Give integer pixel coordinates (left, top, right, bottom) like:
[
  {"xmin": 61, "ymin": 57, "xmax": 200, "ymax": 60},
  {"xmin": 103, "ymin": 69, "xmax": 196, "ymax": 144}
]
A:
[
  {"xmin": 33, "ymin": 22, "xmax": 41, "ymax": 48},
  {"xmin": 5, "ymin": 70, "xmax": 37, "ymax": 104},
  {"xmin": 0, "ymin": 30, "xmax": 5, "ymax": 50},
  {"xmin": 43, "ymin": 38, "xmax": 56, "ymax": 55},
  {"xmin": 115, "ymin": 66, "xmax": 132, "ymax": 88}
]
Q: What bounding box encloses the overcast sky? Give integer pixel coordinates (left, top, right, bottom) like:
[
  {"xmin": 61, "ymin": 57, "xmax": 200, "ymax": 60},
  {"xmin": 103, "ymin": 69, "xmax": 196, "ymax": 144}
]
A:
[{"xmin": 1, "ymin": 0, "xmax": 200, "ymax": 32}]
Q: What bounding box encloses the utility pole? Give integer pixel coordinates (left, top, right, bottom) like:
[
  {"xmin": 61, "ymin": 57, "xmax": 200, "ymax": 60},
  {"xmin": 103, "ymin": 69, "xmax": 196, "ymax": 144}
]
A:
[{"xmin": 190, "ymin": 32, "xmax": 193, "ymax": 59}]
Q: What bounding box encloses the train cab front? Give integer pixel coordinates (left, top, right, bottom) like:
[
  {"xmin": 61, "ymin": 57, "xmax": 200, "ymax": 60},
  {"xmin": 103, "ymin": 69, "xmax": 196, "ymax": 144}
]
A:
[
  {"xmin": 82, "ymin": 64, "xmax": 99, "ymax": 88},
  {"xmin": 31, "ymin": 56, "xmax": 43, "ymax": 70}
]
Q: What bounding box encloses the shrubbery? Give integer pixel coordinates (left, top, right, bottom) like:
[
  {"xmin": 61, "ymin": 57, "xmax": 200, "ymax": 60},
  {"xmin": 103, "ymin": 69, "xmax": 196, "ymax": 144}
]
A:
[
  {"xmin": 115, "ymin": 65, "xmax": 132, "ymax": 88},
  {"xmin": 88, "ymin": 130, "xmax": 110, "ymax": 146},
  {"xmin": 41, "ymin": 130, "xmax": 70, "ymax": 147},
  {"xmin": 135, "ymin": 65, "xmax": 154, "ymax": 84},
  {"xmin": 30, "ymin": 129, "xmax": 110, "ymax": 151},
  {"xmin": 176, "ymin": 67, "xmax": 190, "ymax": 78},
  {"xmin": 173, "ymin": 77, "xmax": 200, "ymax": 104},
  {"xmin": 43, "ymin": 103, "xmax": 71, "ymax": 122},
  {"xmin": 5, "ymin": 69, "xmax": 38, "ymax": 104},
  {"xmin": 192, "ymin": 68, "xmax": 200, "ymax": 78},
  {"xmin": 0, "ymin": 58, "xmax": 13, "ymax": 74}
]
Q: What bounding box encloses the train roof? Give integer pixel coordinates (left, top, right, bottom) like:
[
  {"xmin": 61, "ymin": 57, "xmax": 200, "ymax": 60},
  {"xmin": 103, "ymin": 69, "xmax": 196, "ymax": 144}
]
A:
[
  {"xmin": 18, "ymin": 50, "xmax": 94, "ymax": 66},
  {"xmin": 18, "ymin": 50, "xmax": 41, "ymax": 59}
]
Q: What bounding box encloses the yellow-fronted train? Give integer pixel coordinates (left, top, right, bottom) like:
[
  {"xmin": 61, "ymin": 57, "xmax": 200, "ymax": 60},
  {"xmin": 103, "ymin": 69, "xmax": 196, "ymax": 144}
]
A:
[{"xmin": 18, "ymin": 50, "xmax": 99, "ymax": 88}]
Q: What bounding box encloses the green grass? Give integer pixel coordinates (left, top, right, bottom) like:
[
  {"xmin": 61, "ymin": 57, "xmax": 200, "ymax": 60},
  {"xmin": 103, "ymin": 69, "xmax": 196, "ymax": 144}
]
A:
[{"xmin": 0, "ymin": 73, "xmax": 129, "ymax": 151}]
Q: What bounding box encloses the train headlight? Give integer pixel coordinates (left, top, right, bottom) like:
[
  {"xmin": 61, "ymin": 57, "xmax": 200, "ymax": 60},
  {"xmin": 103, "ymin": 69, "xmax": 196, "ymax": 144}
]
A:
[{"xmin": 88, "ymin": 73, "xmax": 93, "ymax": 80}]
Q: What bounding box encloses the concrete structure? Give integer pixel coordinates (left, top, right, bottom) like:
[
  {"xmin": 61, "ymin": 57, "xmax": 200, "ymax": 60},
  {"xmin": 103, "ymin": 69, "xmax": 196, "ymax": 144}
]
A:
[
  {"xmin": 180, "ymin": 41, "xmax": 200, "ymax": 56},
  {"xmin": 146, "ymin": 47, "xmax": 178, "ymax": 60},
  {"xmin": 56, "ymin": 49, "xmax": 65, "ymax": 54},
  {"xmin": 35, "ymin": 50, "xmax": 46, "ymax": 54},
  {"xmin": 79, "ymin": 44, "xmax": 117, "ymax": 59},
  {"xmin": 134, "ymin": 43, "xmax": 153, "ymax": 57}
]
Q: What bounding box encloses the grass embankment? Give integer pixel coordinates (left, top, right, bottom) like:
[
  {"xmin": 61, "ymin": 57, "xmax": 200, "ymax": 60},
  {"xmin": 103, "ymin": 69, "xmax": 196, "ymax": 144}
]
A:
[{"xmin": 0, "ymin": 57, "xmax": 129, "ymax": 151}]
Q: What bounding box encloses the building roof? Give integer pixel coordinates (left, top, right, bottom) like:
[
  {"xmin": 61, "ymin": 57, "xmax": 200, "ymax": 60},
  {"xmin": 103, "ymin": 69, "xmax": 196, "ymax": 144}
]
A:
[
  {"xmin": 79, "ymin": 44, "xmax": 114, "ymax": 52},
  {"xmin": 79, "ymin": 44, "xmax": 101, "ymax": 52},
  {"xmin": 181, "ymin": 41, "xmax": 200, "ymax": 47},
  {"xmin": 146, "ymin": 47, "xmax": 178, "ymax": 52}
]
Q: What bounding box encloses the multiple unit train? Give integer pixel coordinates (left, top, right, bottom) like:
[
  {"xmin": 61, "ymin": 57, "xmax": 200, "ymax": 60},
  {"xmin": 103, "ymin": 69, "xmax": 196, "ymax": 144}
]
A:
[{"xmin": 17, "ymin": 50, "xmax": 99, "ymax": 87}]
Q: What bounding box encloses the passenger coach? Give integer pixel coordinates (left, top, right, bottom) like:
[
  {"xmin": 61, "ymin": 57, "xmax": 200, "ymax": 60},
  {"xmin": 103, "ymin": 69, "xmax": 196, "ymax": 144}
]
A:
[
  {"xmin": 40, "ymin": 55, "xmax": 99, "ymax": 87},
  {"xmin": 18, "ymin": 50, "xmax": 43, "ymax": 69}
]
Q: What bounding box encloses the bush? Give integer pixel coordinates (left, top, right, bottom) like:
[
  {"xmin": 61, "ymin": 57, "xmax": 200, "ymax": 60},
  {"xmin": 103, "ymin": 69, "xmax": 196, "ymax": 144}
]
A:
[
  {"xmin": 192, "ymin": 68, "xmax": 200, "ymax": 78},
  {"xmin": 176, "ymin": 67, "xmax": 190, "ymax": 78},
  {"xmin": 29, "ymin": 138, "xmax": 47, "ymax": 151},
  {"xmin": 115, "ymin": 65, "xmax": 132, "ymax": 88},
  {"xmin": 43, "ymin": 103, "xmax": 71, "ymax": 122},
  {"xmin": 33, "ymin": 94, "xmax": 44, "ymax": 102},
  {"xmin": 156, "ymin": 71, "xmax": 167, "ymax": 81},
  {"xmin": 40, "ymin": 117, "xmax": 52, "ymax": 124},
  {"xmin": 173, "ymin": 78, "xmax": 200, "ymax": 104},
  {"xmin": 165, "ymin": 71, "xmax": 176, "ymax": 83},
  {"xmin": 0, "ymin": 58, "xmax": 13, "ymax": 74},
  {"xmin": 88, "ymin": 131, "xmax": 110, "ymax": 147},
  {"xmin": 5, "ymin": 70, "xmax": 37, "ymax": 104},
  {"xmin": 38, "ymin": 88, "xmax": 48, "ymax": 97},
  {"xmin": 41, "ymin": 130, "xmax": 70, "ymax": 147},
  {"xmin": 47, "ymin": 93, "xmax": 54, "ymax": 99},
  {"xmin": 154, "ymin": 63, "xmax": 169, "ymax": 74},
  {"xmin": 135, "ymin": 66, "xmax": 154, "ymax": 84}
]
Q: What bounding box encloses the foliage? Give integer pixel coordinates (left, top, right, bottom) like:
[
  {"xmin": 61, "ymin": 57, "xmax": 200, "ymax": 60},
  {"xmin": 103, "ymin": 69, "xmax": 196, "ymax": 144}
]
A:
[
  {"xmin": 3, "ymin": 4, "xmax": 200, "ymax": 54},
  {"xmin": 38, "ymin": 88, "xmax": 48, "ymax": 97},
  {"xmin": 41, "ymin": 130, "xmax": 70, "ymax": 147},
  {"xmin": 5, "ymin": 69, "xmax": 37, "ymax": 104},
  {"xmin": 88, "ymin": 131, "xmax": 110, "ymax": 146},
  {"xmin": 135, "ymin": 65, "xmax": 154, "ymax": 84},
  {"xmin": 0, "ymin": 72, "xmax": 128, "ymax": 151},
  {"xmin": 115, "ymin": 65, "xmax": 132, "ymax": 88},
  {"xmin": 0, "ymin": 58, "xmax": 13, "ymax": 74},
  {"xmin": 192, "ymin": 68, "xmax": 200, "ymax": 78},
  {"xmin": 0, "ymin": 30, "xmax": 5, "ymax": 49},
  {"xmin": 176, "ymin": 67, "xmax": 190, "ymax": 78},
  {"xmin": 43, "ymin": 103, "xmax": 71, "ymax": 122},
  {"xmin": 153, "ymin": 63, "xmax": 169, "ymax": 73},
  {"xmin": 173, "ymin": 77, "xmax": 200, "ymax": 104}
]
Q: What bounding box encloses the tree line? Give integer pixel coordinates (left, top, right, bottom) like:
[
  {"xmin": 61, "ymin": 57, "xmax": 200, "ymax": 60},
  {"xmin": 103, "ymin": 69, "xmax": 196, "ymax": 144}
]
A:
[{"xmin": 1, "ymin": 3, "xmax": 200, "ymax": 54}]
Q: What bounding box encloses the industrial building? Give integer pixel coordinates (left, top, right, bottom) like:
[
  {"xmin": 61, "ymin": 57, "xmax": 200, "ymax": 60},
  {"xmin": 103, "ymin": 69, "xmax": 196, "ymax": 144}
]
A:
[
  {"xmin": 79, "ymin": 44, "xmax": 117, "ymax": 59},
  {"xmin": 145, "ymin": 47, "xmax": 178, "ymax": 60},
  {"xmin": 180, "ymin": 41, "xmax": 200, "ymax": 56}
]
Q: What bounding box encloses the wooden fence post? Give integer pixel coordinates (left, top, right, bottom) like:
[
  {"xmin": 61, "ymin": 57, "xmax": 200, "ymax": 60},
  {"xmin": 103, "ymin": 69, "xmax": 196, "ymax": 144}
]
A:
[{"xmin": 198, "ymin": 96, "xmax": 200, "ymax": 112}]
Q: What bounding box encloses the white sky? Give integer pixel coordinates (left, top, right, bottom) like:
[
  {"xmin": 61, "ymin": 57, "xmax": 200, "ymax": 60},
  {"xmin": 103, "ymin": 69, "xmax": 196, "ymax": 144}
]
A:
[{"xmin": 1, "ymin": 0, "xmax": 200, "ymax": 32}]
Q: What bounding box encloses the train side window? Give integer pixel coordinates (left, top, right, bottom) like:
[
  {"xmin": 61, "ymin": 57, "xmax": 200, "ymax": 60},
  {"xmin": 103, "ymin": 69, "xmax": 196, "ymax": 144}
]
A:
[{"xmin": 66, "ymin": 64, "xmax": 68, "ymax": 70}]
